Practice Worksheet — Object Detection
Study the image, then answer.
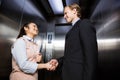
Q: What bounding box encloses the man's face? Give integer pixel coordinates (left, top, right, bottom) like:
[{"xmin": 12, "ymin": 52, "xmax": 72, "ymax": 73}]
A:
[{"xmin": 64, "ymin": 7, "xmax": 75, "ymax": 23}]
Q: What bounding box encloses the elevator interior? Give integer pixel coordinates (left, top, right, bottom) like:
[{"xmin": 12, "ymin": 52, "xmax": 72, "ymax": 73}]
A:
[{"xmin": 0, "ymin": 0, "xmax": 120, "ymax": 80}]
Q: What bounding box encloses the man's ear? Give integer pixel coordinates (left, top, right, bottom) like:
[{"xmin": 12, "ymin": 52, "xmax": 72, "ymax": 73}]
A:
[{"xmin": 73, "ymin": 8, "xmax": 77, "ymax": 14}]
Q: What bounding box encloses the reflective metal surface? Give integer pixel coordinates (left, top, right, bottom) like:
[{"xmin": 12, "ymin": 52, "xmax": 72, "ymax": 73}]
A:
[
  {"xmin": 0, "ymin": 0, "xmax": 120, "ymax": 80},
  {"xmin": 91, "ymin": 0, "xmax": 120, "ymax": 79}
]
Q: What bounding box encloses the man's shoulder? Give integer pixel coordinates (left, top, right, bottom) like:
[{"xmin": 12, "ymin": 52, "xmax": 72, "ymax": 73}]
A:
[
  {"xmin": 77, "ymin": 19, "xmax": 94, "ymax": 30},
  {"xmin": 79, "ymin": 19, "xmax": 93, "ymax": 26},
  {"xmin": 76, "ymin": 19, "xmax": 90, "ymax": 25},
  {"xmin": 81, "ymin": 19, "xmax": 91, "ymax": 23}
]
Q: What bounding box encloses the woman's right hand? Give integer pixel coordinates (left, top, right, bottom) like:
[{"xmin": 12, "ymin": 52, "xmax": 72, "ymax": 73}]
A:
[{"xmin": 45, "ymin": 62, "xmax": 52, "ymax": 70}]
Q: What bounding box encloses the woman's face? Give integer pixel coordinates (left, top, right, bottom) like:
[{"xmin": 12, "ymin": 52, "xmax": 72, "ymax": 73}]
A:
[{"xmin": 25, "ymin": 23, "xmax": 39, "ymax": 37}]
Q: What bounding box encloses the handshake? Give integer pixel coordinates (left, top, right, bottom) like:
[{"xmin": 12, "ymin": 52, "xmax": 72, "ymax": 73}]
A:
[
  {"xmin": 45, "ymin": 59, "xmax": 59, "ymax": 71},
  {"xmin": 36, "ymin": 54, "xmax": 58, "ymax": 71}
]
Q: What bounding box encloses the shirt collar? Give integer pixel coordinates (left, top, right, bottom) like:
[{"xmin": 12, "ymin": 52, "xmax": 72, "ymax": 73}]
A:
[
  {"xmin": 23, "ymin": 35, "xmax": 34, "ymax": 42},
  {"xmin": 72, "ymin": 18, "xmax": 80, "ymax": 26}
]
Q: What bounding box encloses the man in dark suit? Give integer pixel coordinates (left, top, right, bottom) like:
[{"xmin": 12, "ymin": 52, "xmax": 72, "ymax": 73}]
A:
[{"xmin": 49, "ymin": 3, "xmax": 98, "ymax": 80}]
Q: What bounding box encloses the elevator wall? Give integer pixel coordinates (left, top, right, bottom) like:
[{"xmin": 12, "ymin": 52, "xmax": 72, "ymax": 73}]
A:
[{"xmin": 0, "ymin": 0, "xmax": 120, "ymax": 80}]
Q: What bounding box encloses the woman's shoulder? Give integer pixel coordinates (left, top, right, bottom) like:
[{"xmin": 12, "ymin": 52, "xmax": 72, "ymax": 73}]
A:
[
  {"xmin": 11, "ymin": 37, "xmax": 26, "ymax": 49},
  {"xmin": 14, "ymin": 37, "xmax": 26, "ymax": 45}
]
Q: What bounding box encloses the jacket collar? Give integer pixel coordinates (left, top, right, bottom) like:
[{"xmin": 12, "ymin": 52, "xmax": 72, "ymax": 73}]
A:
[{"xmin": 72, "ymin": 18, "xmax": 80, "ymax": 26}]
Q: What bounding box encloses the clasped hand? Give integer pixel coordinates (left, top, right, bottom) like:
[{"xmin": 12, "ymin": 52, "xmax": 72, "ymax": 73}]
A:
[{"xmin": 46, "ymin": 59, "xmax": 58, "ymax": 71}]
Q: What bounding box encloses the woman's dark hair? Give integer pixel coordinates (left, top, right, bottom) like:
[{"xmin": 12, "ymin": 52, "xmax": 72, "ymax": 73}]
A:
[{"xmin": 17, "ymin": 22, "xmax": 31, "ymax": 39}]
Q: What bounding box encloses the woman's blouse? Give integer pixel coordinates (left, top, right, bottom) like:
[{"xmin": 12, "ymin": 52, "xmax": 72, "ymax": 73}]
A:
[{"xmin": 11, "ymin": 35, "xmax": 40, "ymax": 74}]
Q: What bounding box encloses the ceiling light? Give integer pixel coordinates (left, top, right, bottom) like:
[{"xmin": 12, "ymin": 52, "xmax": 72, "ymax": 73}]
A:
[{"xmin": 48, "ymin": 0, "xmax": 64, "ymax": 14}]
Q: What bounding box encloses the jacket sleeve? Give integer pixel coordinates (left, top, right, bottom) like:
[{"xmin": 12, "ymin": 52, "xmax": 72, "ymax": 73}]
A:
[{"xmin": 55, "ymin": 56, "xmax": 64, "ymax": 74}]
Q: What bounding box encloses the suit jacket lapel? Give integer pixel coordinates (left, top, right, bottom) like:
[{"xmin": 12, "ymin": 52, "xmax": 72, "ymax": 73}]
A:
[{"xmin": 66, "ymin": 20, "xmax": 81, "ymax": 39}]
